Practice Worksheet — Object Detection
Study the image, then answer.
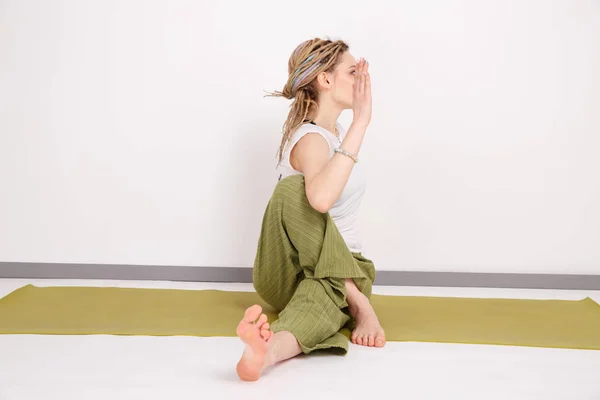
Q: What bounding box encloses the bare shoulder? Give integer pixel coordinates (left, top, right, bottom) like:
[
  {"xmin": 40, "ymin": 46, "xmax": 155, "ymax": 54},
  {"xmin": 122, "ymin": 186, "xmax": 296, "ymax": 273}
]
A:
[{"xmin": 290, "ymin": 132, "xmax": 330, "ymax": 178}]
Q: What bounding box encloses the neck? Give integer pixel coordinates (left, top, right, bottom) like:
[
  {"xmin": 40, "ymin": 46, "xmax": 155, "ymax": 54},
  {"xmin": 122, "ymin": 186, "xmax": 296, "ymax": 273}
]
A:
[{"xmin": 309, "ymin": 97, "xmax": 343, "ymax": 136}]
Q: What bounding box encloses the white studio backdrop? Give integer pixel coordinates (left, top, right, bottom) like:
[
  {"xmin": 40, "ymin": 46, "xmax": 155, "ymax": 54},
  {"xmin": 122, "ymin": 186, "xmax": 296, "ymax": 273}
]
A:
[{"xmin": 0, "ymin": 0, "xmax": 599, "ymax": 274}]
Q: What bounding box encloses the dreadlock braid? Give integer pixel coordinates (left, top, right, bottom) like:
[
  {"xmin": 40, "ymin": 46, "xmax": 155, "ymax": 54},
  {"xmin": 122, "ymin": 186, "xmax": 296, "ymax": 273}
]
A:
[{"xmin": 266, "ymin": 38, "xmax": 350, "ymax": 164}]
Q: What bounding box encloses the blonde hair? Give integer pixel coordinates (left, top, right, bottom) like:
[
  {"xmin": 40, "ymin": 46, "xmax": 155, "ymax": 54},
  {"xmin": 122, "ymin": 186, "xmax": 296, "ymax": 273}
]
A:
[{"xmin": 267, "ymin": 38, "xmax": 349, "ymax": 164}]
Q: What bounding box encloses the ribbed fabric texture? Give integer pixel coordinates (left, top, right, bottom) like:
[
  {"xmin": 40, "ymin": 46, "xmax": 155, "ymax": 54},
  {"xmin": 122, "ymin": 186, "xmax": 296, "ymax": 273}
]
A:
[{"xmin": 252, "ymin": 175, "xmax": 375, "ymax": 354}]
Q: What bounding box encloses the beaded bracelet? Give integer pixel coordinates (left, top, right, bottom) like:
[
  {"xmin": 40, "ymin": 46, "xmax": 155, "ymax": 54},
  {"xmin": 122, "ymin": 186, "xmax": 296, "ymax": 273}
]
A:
[{"xmin": 334, "ymin": 147, "xmax": 359, "ymax": 163}]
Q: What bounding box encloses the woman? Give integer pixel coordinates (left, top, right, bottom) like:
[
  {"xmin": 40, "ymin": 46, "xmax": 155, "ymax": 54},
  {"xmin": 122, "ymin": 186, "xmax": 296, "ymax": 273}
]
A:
[{"xmin": 236, "ymin": 38, "xmax": 385, "ymax": 382}]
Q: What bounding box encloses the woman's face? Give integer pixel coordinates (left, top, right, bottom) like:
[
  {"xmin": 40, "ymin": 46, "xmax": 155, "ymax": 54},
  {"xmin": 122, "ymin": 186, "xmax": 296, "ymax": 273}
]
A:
[{"xmin": 330, "ymin": 51, "xmax": 360, "ymax": 109}]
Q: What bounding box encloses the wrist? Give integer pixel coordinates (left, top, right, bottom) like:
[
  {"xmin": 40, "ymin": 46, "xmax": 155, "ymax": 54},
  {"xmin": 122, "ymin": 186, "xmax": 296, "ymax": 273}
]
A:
[{"xmin": 350, "ymin": 120, "xmax": 369, "ymax": 132}]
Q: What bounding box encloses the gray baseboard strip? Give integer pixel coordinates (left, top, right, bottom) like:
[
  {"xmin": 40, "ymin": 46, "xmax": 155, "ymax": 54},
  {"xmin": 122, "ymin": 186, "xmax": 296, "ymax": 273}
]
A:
[{"xmin": 1, "ymin": 262, "xmax": 599, "ymax": 290}]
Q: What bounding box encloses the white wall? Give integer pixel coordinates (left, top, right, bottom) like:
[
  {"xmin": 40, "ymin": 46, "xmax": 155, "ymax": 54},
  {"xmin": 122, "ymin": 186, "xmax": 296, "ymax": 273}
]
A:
[{"xmin": 1, "ymin": 0, "xmax": 599, "ymax": 274}]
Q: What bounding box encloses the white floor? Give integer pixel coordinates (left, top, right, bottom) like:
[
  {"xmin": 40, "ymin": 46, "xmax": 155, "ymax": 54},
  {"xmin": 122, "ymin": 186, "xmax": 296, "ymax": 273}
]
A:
[{"xmin": 1, "ymin": 279, "xmax": 600, "ymax": 400}]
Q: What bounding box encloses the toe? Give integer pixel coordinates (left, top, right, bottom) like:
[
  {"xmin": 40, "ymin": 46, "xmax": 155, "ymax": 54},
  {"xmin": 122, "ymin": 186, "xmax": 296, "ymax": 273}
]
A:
[
  {"xmin": 260, "ymin": 329, "xmax": 270, "ymax": 340},
  {"xmin": 243, "ymin": 305, "xmax": 262, "ymax": 323},
  {"xmin": 358, "ymin": 335, "xmax": 365, "ymax": 346},
  {"xmin": 264, "ymin": 330, "xmax": 273, "ymax": 342},
  {"xmin": 256, "ymin": 313, "xmax": 268, "ymax": 328},
  {"xmin": 368, "ymin": 335, "xmax": 375, "ymax": 347}
]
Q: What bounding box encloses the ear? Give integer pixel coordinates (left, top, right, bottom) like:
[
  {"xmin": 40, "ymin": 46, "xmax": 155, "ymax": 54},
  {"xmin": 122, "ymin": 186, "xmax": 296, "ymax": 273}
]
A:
[{"xmin": 316, "ymin": 71, "xmax": 332, "ymax": 91}]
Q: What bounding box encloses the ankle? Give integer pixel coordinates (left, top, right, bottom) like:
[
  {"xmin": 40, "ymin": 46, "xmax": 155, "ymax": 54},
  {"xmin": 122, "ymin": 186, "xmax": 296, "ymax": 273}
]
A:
[
  {"xmin": 344, "ymin": 279, "xmax": 363, "ymax": 298},
  {"xmin": 263, "ymin": 331, "xmax": 301, "ymax": 367},
  {"xmin": 263, "ymin": 352, "xmax": 274, "ymax": 369},
  {"xmin": 345, "ymin": 288, "xmax": 368, "ymax": 309},
  {"xmin": 350, "ymin": 295, "xmax": 370, "ymax": 311}
]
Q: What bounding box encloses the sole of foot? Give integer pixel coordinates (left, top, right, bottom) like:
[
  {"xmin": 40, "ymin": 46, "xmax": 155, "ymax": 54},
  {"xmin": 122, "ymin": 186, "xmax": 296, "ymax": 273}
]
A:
[{"xmin": 236, "ymin": 304, "xmax": 273, "ymax": 381}]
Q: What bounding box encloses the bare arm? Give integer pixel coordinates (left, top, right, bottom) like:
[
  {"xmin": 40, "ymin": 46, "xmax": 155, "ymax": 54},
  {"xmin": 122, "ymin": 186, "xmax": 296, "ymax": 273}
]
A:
[
  {"xmin": 290, "ymin": 122, "xmax": 368, "ymax": 213},
  {"xmin": 290, "ymin": 58, "xmax": 371, "ymax": 213}
]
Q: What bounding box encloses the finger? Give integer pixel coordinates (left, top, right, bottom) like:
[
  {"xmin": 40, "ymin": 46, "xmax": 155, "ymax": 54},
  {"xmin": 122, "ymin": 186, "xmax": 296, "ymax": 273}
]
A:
[
  {"xmin": 360, "ymin": 70, "xmax": 365, "ymax": 96},
  {"xmin": 354, "ymin": 60, "xmax": 362, "ymax": 85}
]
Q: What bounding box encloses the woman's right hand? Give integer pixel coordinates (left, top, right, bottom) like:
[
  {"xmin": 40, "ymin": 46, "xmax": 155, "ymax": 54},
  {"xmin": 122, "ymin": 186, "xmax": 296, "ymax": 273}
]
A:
[{"xmin": 352, "ymin": 58, "xmax": 371, "ymax": 128}]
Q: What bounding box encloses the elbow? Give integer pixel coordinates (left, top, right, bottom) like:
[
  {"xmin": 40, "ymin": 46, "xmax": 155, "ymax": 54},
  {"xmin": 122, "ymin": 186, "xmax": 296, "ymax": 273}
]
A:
[
  {"xmin": 312, "ymin": 201, "xmax": 331, "ymax": 214},
  {"xmin": 307, "ymin": 193, "xmax": 333, "ymax": 214},
  {"xmin": 305, "ymin": 178, "xmax": 334, "ymax": 214}
]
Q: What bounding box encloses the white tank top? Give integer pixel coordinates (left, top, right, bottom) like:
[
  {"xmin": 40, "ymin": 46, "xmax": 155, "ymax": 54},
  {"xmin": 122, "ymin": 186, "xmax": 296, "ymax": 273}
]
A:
[{"xmin": 277, "ymin": 122, "xmax": 366, "ymax": 253}]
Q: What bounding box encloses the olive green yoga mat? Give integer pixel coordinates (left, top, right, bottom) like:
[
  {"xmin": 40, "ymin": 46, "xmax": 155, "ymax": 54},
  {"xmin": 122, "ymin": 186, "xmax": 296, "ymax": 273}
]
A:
[{"xmin": 1, "ymin": 284, "xmax": 600, "ymax": 350}]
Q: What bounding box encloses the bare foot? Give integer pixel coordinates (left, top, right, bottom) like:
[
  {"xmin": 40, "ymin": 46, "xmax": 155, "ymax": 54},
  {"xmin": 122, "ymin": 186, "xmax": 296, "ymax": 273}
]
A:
[
  {"xmin": 236, "ymin": 305, "xmax": 273, "ymax": 381},
  {"xmin": 348, "ymin": 294, "xmax": 386, "ymax": 348}
]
